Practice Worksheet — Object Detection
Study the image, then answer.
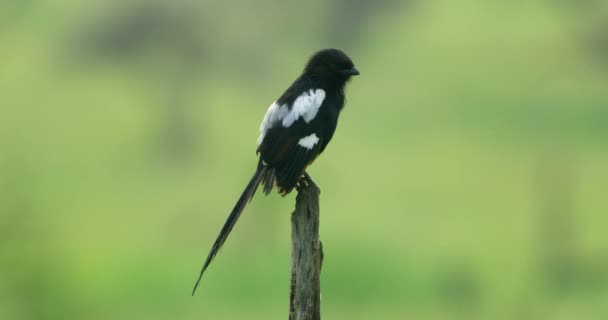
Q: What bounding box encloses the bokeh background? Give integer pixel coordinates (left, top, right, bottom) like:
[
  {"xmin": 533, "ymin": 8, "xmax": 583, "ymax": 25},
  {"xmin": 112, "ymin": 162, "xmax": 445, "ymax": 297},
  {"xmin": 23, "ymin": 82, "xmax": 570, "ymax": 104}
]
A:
[{"xmin": 2, "ymin": 0, "xmax": 608, "ymax": 319}]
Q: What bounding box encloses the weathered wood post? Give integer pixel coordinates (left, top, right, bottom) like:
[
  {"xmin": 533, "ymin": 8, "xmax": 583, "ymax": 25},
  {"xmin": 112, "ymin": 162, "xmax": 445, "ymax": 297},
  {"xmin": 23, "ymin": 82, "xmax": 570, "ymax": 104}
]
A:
[{"xmin": 289, "ymin": 181, "xmax": 323, "ymax": 320}]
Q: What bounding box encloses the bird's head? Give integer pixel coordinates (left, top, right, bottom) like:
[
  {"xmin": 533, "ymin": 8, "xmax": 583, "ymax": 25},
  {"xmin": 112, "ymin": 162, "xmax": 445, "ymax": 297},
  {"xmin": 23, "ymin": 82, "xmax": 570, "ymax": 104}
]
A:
[{"xmin": 304, "ymin": 49, "xmax": 360, "ymax": 83}]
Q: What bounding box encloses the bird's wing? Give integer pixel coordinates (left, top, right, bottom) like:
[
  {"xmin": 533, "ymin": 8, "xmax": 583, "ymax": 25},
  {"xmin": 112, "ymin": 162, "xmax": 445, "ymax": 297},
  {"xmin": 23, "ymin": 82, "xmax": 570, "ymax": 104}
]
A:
[
  {"xmin": 256, "ymin": 88, "xmax": 326, "ymax": 194},
  {"xmin": 259, "ymin": 127, "xmax": 323, "ymax": 194},
  {"xmin": 257, "ymin": 89, "xmax": 326, "ymax": 147}
]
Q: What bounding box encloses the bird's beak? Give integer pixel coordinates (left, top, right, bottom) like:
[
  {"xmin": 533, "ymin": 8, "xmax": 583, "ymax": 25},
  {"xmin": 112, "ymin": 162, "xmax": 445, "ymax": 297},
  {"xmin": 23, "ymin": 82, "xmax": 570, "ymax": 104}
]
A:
[{"xmin": 343, "ymin": 67, "xmax": 360, "ymax": 76}]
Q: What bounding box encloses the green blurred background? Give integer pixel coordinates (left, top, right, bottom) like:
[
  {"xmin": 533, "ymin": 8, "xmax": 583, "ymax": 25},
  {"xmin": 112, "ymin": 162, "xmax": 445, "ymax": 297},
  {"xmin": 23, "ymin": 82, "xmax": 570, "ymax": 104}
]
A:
[{"xmin": 1, "ymin": 0, "xmax": 608, "ymax": 319}]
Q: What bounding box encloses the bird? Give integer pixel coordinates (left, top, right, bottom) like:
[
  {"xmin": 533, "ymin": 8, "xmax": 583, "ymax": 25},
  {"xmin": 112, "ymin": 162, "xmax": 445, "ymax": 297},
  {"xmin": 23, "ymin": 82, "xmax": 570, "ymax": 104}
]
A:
[{"xmin": 192, "ymin": 48, "xmax": 359, "ymax": 295}]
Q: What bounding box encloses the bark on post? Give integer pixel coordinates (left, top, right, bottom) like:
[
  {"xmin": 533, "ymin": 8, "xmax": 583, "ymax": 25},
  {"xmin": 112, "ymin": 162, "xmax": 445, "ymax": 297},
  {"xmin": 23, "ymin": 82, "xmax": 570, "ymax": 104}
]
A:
[{"xmin": 289, "ymin": 182, "xmax": 323, "ymax": 320}]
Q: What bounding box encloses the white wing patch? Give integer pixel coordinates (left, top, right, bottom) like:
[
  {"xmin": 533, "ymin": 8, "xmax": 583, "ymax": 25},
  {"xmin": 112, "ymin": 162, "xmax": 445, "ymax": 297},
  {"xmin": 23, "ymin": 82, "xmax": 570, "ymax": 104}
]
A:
[
  {"xmin": 298, "ymin": 133, "xmax": 320, "ymax": 150},
  {"xmin": 257, "ymin": 89, "xmax": 326, "ymax": 146},
  {"xmin": 281, "ymin": 89, "xmax": 326, "ymax": 127},
  {"xmin": 258, "ymin": 101, "xmax": 287, "ymax": 146}
]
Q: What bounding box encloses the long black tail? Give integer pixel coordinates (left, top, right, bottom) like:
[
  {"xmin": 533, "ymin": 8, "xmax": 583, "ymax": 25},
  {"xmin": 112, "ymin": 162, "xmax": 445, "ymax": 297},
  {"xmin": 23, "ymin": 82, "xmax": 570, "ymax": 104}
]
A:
[{"xmin": 192, "ymin": 163, "xmax": 268, "ymax": 295}]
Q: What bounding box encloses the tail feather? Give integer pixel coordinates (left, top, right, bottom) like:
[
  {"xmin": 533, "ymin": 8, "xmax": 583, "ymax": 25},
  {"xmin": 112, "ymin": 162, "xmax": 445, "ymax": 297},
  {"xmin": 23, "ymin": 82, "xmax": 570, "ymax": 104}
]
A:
[
  {"xmin": 192, "ymin": 164, "xmax": 267, "ymax": 295},
  {"xmin": 261, "ymin": 167, "xmax": 276, "ymax": 195}
]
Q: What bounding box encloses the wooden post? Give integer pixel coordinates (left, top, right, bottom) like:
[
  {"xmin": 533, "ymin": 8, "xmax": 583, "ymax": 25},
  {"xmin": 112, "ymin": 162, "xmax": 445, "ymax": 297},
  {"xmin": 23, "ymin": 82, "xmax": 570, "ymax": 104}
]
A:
[{"xmin": 289, "ymin": 182, "xmax": 323, "ymax": 320}]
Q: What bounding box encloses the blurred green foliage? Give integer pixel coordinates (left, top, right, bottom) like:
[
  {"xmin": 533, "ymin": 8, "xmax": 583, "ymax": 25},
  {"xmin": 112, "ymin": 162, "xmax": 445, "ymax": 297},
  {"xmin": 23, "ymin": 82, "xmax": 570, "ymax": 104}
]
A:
[{"xmin": 1, "ymin": 0, "xmax": 608, "ymax": 319}]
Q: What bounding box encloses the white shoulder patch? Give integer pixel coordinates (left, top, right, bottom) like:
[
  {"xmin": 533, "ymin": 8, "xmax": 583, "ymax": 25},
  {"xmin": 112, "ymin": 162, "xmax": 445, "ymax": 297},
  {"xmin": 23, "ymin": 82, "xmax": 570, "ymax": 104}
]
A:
[
  {"xmin": 258, "ymin": 101, "xmax": 288, "ymax": 146},
  {"xmin": 281, "ymin": 89, "xmax": 326, "ymax": 127},
  {"xmin": 257, "ymin": 89, "xmax": 326, "ymax": 146},
  {"xmin": 298, "ymin": 133, "xmax": 320, "ymax": 150}
]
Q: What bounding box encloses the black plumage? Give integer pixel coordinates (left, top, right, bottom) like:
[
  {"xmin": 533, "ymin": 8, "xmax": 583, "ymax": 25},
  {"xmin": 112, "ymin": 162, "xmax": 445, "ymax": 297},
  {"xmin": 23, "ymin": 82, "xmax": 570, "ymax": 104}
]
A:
[{"xmin": 192, "ymin": 48, "xmax": 359, "ymax": 295}]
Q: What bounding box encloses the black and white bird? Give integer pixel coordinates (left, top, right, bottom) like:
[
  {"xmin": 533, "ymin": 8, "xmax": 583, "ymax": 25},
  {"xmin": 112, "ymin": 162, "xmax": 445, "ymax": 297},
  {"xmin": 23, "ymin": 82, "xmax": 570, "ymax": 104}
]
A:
[{"xmin": 192, "ymin": 48, "xmax": 359, "ymax": 295}]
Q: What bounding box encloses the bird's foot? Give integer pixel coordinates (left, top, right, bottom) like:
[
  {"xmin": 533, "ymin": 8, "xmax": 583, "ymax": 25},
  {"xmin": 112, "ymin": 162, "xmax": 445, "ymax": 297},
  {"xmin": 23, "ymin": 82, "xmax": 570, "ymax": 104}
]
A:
[{"xmin": 296, "ymin": 171, "xmax": 317, "ymax": 191}]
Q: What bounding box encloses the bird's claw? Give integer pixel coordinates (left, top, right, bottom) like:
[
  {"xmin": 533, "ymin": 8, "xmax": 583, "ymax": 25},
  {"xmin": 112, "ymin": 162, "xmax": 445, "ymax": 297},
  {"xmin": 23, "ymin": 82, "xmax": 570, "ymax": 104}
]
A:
[{"xmin": 296, "ymin": 172, "xmax": 317, "ymax": 191}]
